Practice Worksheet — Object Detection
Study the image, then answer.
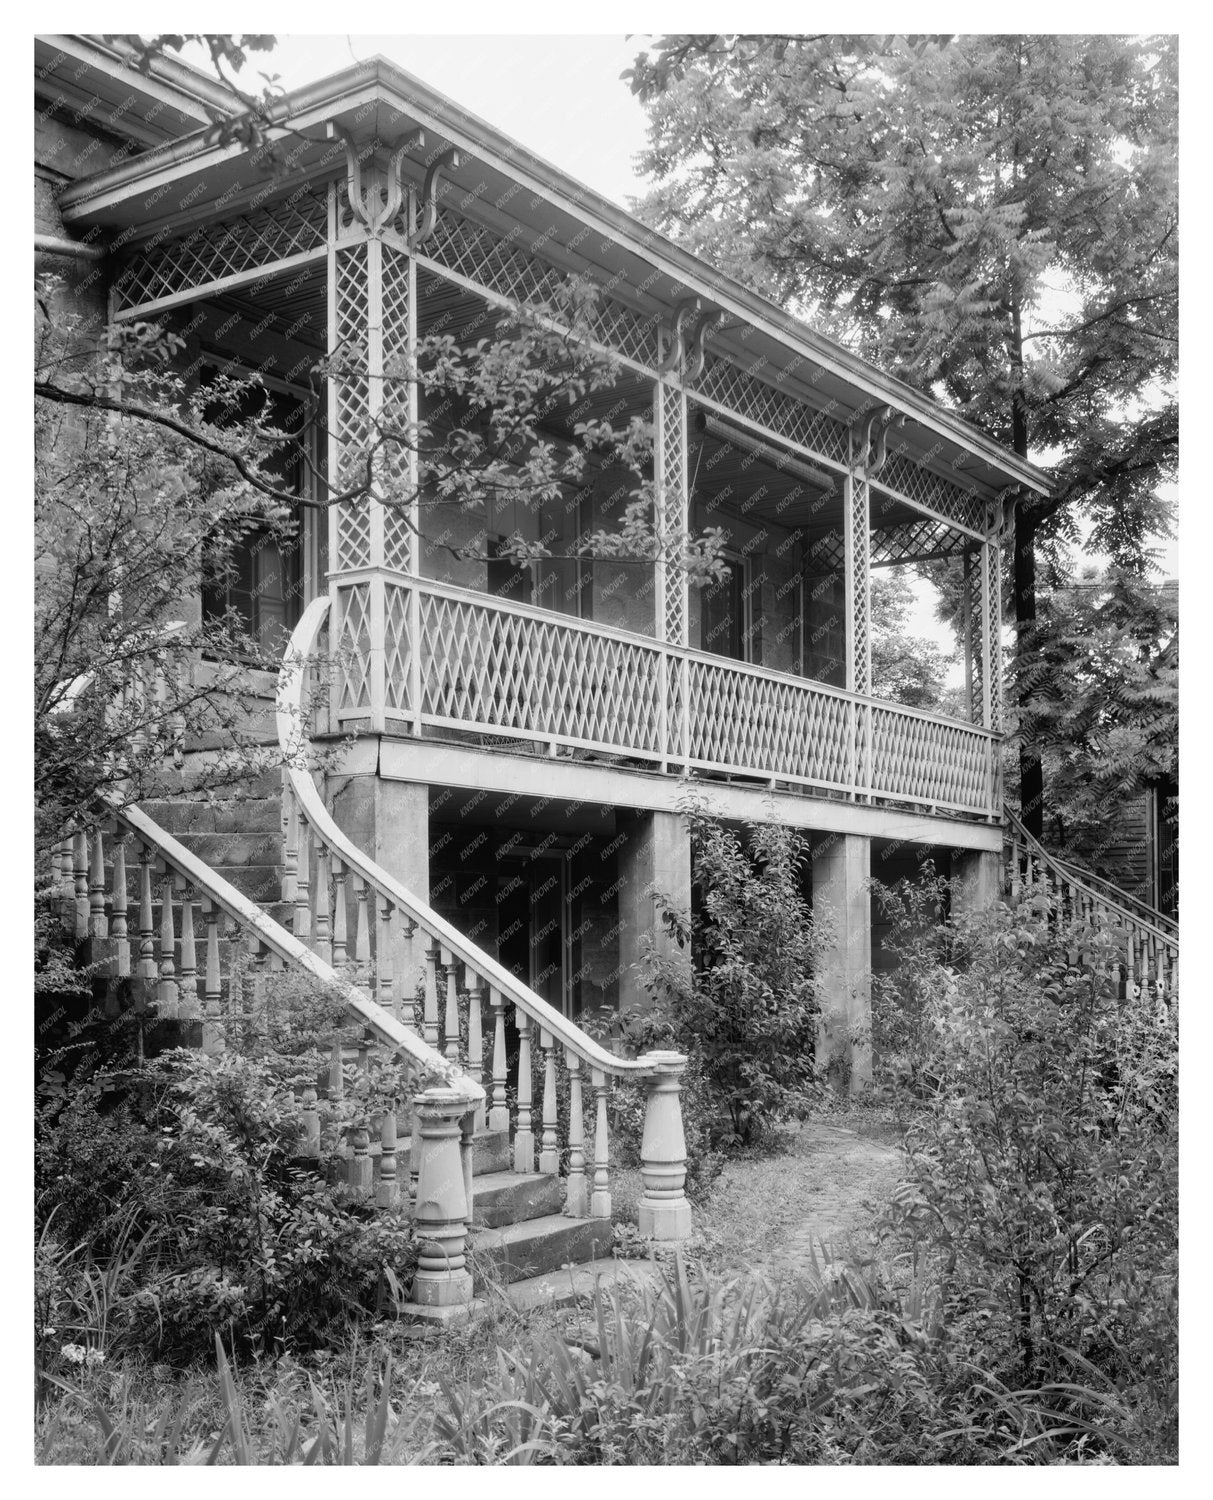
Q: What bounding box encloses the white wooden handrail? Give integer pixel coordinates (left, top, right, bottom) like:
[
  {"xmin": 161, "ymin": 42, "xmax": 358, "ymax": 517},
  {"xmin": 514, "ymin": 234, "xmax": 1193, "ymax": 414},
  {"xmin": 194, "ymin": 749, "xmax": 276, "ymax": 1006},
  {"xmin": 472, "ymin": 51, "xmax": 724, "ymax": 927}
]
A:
[
  {"xmin": 114, "ymin": 800, "xmax": 482, "ymax": 1101},
  {"xmin": 278, "ymin": 596, "xmax": 654, "ymax": 1082}
]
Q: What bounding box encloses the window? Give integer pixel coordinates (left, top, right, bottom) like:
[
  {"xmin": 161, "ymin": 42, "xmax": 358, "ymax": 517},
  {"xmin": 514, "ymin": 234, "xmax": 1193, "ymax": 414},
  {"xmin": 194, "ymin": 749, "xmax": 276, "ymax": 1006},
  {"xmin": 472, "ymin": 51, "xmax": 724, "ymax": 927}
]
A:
[
  {"xmin": 698, "ymin": 550, "xmax": 749, "ymax": 661},
  {"xmin": 199, "ymin": 372, "xmax": 308, "ymax": 655}
]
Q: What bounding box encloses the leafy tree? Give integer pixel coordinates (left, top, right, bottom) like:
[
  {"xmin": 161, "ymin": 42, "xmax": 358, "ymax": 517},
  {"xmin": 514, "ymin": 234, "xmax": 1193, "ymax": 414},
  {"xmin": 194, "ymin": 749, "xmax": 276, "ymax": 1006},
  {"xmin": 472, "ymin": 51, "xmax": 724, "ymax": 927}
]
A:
[
  {"xmin": 1014, "ymin": 567, "xmax": 1177, "ymax": 862},
  {"xmin": 628, "ymin": 34, "xmax": 1178, "ymax": 835},
  {"xmin": 641, "ymin": 807, "xmax": 821, "ymax": 1144},
  {"xmin": 870, "ymin": 570, "xmax": 957, "ymax": 711}
]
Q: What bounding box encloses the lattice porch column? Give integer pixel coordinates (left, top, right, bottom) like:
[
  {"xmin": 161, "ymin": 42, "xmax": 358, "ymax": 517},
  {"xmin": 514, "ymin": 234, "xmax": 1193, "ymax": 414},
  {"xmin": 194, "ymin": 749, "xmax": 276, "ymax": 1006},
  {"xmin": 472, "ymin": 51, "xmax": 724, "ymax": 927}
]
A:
[
  {"xmin": 326, "ymin": 165, "xmax": 420, "ymax": 733},
  {"xmin": 844, "ymin": 433, "xmax": 873, "ymax": 798},
  {"xmin": 654, "ymin": 322, "xmax": 690, "ymax": 766}
]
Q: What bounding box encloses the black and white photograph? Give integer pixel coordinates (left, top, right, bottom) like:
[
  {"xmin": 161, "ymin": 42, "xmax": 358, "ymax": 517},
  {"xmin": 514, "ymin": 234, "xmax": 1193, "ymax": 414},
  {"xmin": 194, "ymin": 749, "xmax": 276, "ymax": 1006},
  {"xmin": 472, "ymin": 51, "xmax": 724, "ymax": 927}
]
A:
[{"xmin": 33, "ymin": 22, "xmax": 1181, "ymax": 1467}]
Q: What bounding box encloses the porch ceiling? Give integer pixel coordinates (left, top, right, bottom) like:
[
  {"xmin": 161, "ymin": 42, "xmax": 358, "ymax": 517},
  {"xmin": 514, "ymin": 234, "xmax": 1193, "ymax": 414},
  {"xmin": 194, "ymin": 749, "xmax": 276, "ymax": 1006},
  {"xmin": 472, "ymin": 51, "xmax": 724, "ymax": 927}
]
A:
[{"xmin": 56, "ymin": 55, "xmax": 1050, "ymax": 506}]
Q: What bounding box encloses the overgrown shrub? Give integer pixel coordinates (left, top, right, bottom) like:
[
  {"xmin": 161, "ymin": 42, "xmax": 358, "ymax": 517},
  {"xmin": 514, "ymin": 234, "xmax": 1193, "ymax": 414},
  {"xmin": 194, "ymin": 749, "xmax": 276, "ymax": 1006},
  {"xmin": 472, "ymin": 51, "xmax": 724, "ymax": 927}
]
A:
[
  {"xmin": 36, "ymin": 1040, "xmax": 416, "ymax": 1371},
  {"xmin": 873, "ymin": 876, "xmax": 1178, "ymax": 1451},
  {"xmin": 640, "ymin": 808, "xmax": 822, "ymax": 1147}
]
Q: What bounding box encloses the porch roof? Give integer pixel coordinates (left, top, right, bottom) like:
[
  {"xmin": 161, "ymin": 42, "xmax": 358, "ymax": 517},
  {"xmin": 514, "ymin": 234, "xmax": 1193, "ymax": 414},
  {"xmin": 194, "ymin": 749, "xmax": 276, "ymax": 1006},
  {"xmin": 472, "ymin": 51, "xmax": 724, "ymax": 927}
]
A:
[{"xmin": 54, "ymin": 52, "xmax": 1050, "ymax": 506}]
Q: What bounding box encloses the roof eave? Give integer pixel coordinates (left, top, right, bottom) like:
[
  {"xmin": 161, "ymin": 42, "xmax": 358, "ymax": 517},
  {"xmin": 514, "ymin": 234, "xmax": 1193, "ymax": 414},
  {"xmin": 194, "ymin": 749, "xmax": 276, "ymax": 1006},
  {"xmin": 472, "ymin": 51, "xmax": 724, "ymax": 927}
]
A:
[{"xmin": 55, "ymin": 54, "xmax": 1050, "ymax": 498}]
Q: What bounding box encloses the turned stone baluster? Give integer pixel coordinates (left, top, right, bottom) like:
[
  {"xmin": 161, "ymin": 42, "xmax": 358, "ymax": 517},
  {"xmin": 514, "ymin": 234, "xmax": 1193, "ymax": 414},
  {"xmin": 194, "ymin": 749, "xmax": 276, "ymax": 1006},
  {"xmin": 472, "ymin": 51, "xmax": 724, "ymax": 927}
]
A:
[
  {"xmin": 110, "ymin": 834, "xmax": 130, "ymax": 977},
  {"xmin": 136, "ymin": 845, "xmax": 157, "ymax": 986},
  {"xmin": 294, "ymin": 820, "xmax": 312, "ymax": 941},
  {"xmin": 377, "ymin": 894, "xmax": 395, "ymax": 1016},
  {"xmin": 158, "ymin": 871, "xmax": 179, "ymax": 1019},
  {"xmin": 281, "ymin": 785, "xmax": 299, "ymax": 908},
  {"xmin": 514, "ymin": 1010, "xmax": 535, "ymax": 1173},
  {"xmin": 88, "ymin": 828, "xmax": 108, "ymax": 941},
  {"xmin": 352, "ymin": 874, "xmax": 371, "ymax": 985},
  {"xmin": 441, "ymin": 947, "xmax": 460, "ymax": 1063},
  {"xmin": 348, "ymin": 1119, "xmax": 373, "ymax": 1200},
  {"xmin": 564, "ymin": 1050, "xmax": 588, "ymax": 1217},
  {"xmin": 378, "ymin": 1104, "xmax": 399, "ymax": 1209},
  {"xmin": 57, "ymin": 836, "xmax": 73, "ymax": 900},
  {"xmin": 331, "ymin": 857, "xmax": 349, "ymax": 968},
  {"xmin": 409, "ymin": 1088, "xmax": 422, "ymax": 1212},
  {"xmin": 72, "ymin": 830, "xmax": 89, "ymax": 940},
  {"xmin": 1124, "ymin": 932, "xmax": 1136, "ymax": 1000},
  {"xmin": 301, "ymin": 1084, "xmax": 321, "ymax": 1159},
  {"xmin": 539, "ymin": 1029, "xmax": 559, "ymax": 1174},
  {"xmin": 422, "ymin": 944, "xmax": 441, "ymax": 1048},
  {"xmin": 326, "ymin": 1041, "xmax": 348, "ymax": 1189},
  {"xmin": 313, "ymin": 844, "xmax": 333, "ymax": 965},
  {"xmin": 201, "ymin": 899, "xmax": 224, "ymax": 1054},
  {"xmin": 637, "ymin": 1051, "xmax": 692, "ymax": 1241},
  {"xmin": 590, "ymin": 1068, "xmax": 611, "ymax": 1219},
  {"xmin": 177, "ymin": 878, "xmax": 199, "ymax": 1025},
  {"xmin": 460, "ymin": 1111, "xmax": 475, "ymax": 1232},
  {"xmin": 488, "ymin": 988, "xmax": 510, "ymax": 1132},
  {"xmin": 410, "ymin": 1088, "xmax": 473, "ymax": 1314},
  {"xmin": 466, "ymin": 981, "xmax": 486, "ymax": 1132}
]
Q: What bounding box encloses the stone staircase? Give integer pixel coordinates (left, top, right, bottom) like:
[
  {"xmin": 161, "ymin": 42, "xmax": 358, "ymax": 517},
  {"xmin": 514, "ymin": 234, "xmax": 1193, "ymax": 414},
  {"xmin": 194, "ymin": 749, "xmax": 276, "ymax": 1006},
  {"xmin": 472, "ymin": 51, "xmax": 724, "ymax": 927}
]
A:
[{"xmin": 60, "ymin": 760, "xmax": 687, "ymax": 1320}]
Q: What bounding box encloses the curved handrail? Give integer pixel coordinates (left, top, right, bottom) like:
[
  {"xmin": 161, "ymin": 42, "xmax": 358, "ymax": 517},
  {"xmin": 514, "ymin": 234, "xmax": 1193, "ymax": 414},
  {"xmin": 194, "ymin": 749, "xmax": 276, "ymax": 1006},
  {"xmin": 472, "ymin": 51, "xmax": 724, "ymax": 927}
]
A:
[
  {"xmin": 115, "ymin": 799, "xmax": 482, "ymax": 1103},
  {"xmin": 278, "ymin": 595, "xmax": 656, "ymax": 1080},
  {"xmin": 1004, "ymin": 807, "xmax": 1178, "ymax": 954}
]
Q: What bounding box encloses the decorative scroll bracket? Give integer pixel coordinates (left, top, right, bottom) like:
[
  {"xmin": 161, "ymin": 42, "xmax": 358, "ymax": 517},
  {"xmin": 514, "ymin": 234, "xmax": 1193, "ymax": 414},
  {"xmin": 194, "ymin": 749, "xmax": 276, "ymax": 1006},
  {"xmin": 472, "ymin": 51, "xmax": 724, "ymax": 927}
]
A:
[
  {"xmin": 684, "ymin": 308, "xmax": 727, "ymax": 384},
  {"xmin": 851, "ymin": 404, "xmax": 907, "ymax": 474},
  {"xmin": 409, "ymin": 147, "xmax": 465, "ymax": 251},
  {"xmin": 333, "ymin": 126, "xmax": 428, "ymax": 234},
  {"xmin": 658, "ymin": 296, "xmax": 702, "ymax": 376}
]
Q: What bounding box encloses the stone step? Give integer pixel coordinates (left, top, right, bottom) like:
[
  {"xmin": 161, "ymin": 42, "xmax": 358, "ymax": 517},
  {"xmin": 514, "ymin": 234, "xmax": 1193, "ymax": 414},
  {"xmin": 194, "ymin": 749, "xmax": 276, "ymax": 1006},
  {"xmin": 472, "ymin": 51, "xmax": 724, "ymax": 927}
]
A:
[
  {"xmin": 139, "ymin": 797, "xmax": 283, "ymax": 835},
  {"xmin": 167, "ymin": 831, "xmax": 283, "ymax": 869},
  {"xmin": 470, "ymin": 1128, "xmax": 511, "ymax": 1176},
  {"xmin": 468, "ymin": 1213, "xmax": 613, "ymax": 1289},
  {"xmin": 471, "ymin": 1169, "xmax": 564, "ymax": 1228}
]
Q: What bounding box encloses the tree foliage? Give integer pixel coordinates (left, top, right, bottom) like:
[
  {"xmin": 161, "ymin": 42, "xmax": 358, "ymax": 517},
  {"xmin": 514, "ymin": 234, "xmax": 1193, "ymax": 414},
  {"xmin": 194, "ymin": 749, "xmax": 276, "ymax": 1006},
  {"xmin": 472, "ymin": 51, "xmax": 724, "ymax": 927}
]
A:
[
  {"xmin": 1014, "ymin": 568, "xmax": 1177, "ymax": 850},
  {"xmin": 641, "ymin": 808, "xmax": 821, "ymax": 1144},
  {"xmin": 870, "ymin": 571, "xmax": 956, "ymax": 711},
  {"xmin": 628, "ymin": 33, "xmax": 1178, "ymax": 831}
]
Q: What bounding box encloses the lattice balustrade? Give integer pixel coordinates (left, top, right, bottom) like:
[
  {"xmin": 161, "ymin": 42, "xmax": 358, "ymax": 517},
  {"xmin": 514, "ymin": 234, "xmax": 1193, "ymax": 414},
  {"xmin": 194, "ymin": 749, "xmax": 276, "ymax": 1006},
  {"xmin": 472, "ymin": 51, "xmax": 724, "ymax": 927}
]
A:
[
  {"xmin": 417, "ymin": 590, "xmax": 665, "ymax": 754},
  {"xmin": 383, "ymin": 581, "xmax": 412, "ymax": 715},
  {"xmin": 695, "ymin": 352, "xmax": 851, "ymax": 468},
  {"xmin": 112, "ymin": 187, "xmax": 328, "ymax": 313},
  {"xmin": 686, "ymin": 659, "xmax": 854, "ymax": 788},
  {"xmin": 870, "ymin": 705, "xmax": 991, "ymax": 812},
  {"xmin": 871, "ymin": 452, "xmax": 986, "ymax": 535},
  {"xmin": 335, "ymin": 583, "xmax": 373, "ymax": 715}
]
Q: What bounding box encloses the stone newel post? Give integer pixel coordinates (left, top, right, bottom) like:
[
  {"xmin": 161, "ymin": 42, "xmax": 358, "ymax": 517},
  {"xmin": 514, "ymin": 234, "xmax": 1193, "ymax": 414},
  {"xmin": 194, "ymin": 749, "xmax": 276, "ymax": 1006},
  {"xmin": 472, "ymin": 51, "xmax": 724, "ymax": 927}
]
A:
[
  {"xmin": 636, "ymin": 1051, "xmax": 693, "ymax": 1241},
  {"xmin": 410, "ymin": 1087, "xmax": 473, "ymax": 1314}
]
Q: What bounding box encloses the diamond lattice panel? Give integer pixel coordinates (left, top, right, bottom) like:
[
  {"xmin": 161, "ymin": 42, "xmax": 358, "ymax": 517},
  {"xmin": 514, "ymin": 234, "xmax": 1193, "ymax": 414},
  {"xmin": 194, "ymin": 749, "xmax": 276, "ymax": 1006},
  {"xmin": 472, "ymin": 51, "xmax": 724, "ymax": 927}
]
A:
[
  {"xmin": 873, "ymin": 455, "xmax": 985, "ymax": 534},
  {"xmin": 660, "ymin": 383, "xmax": 687, "ymax": 647},
  {"xmin": 383, "ymin": 582, "xmax": 412, "ymax": 714},
  {"xmin": 696, "ymin": 353, "xmax": 850, "ymax": 468},
  {"xmin": 334, "ymin": 243, "xmax": 372, "ymax": 570},
  {"xmin": 871, "ymin": 516, "xmax": 968, "ymax": 567},
  {"xmin": 686, "ymin": 660, "xmax": 852, "ymax": 787},
  {"xmin": 113, "ymin": 188, "xmax": 328, "ymax": 312},
  {"xmin": 380, "ymin": 245, "xmax": 415, "ymax": 570},
  {"xmin": 336, "ymin": 584, "xmax": 373, "ymax": 713},
  {"xmin": 988, "ymin": 539, "xmax": 1004, "ymax": 732},
  {"xmin": 870, "ymin": 706, "xmax": 990, "ymax": 810},
  {"xmin": 850, "ymin": 478, "xmax": 871, "ymax": 697},
  {"xmin": 417, "ymin": 592, "xmax": 663, "ymax": 753}
]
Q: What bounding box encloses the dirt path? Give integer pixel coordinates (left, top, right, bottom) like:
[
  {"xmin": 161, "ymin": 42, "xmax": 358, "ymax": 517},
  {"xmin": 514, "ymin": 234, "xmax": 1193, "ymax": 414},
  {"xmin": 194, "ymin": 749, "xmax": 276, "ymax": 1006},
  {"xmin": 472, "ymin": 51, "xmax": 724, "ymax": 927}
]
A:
[{"xmin": 695, "ymin": 1121, "xmax": 905, "ymax": 1277}]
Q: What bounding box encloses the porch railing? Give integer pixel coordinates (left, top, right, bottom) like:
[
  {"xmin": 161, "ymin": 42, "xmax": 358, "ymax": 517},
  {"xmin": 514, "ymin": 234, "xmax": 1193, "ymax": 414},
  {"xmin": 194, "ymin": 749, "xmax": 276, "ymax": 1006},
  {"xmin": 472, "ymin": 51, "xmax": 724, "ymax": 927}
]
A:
[
  {"xmin": 1004, "ymin": 808, "xmax": 1178, "ymax": 1016},
  {"xmin": 328, "ymin": 573, "xmax": 999, "ymax": 818},
  {"xmin": 280, "ymin": 597, "xmax": 695, "ymax": 1245}
]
